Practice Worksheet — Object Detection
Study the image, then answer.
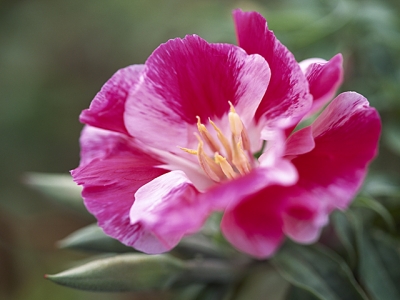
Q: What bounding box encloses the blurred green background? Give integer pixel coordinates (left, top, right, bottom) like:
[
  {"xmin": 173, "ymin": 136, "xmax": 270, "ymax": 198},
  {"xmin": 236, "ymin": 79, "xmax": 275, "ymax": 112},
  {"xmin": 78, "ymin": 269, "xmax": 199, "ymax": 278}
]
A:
[{"xmin": 1, "ymin": 0, "xmax": 399, "ymax": 299}]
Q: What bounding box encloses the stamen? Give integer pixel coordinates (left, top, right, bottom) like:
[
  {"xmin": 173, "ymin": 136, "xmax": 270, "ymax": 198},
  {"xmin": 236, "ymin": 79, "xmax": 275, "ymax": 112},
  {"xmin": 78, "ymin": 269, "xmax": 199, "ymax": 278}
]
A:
[
  {"xmin": 208, "ymin": 118, "xmax": 232, "ymax": 161},
  {"xmin": 196, "ymin": 116, "xmax": 220, "ymax": 153},
  {"xmin": 179, "ymin": 103, "xmax": 255, "ymax": 182},
  {"xmin": 195, "ymin": 134, "xmax": 222, "ymax": 182},
  {"xmin": 232, "ymin": 140, "xmax": 251, "ymax": 175},
  {"xmin": 215, "ymin": 153, "xmax": 237, "ymax": 180},
  {"xmin": 241, "ymin": 129, "xmax": 251, "ymax": 151}
]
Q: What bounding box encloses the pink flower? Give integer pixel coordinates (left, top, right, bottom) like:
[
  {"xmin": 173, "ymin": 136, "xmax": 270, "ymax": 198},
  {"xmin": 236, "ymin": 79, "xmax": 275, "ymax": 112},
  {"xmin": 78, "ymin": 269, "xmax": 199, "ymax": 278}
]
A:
[{"xmin": 72, "ymin": 10, "xmax": 381, "ymax": 258}]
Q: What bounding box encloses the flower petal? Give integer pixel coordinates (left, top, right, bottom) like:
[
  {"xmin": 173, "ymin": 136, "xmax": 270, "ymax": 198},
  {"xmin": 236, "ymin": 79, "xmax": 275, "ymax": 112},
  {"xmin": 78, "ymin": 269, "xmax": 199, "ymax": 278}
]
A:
[
  {"xmin": 80, "ymin": 65, "xmax": 145, "ymax": 135},
  {"xmin": 300, "ymin": 54, "xmax": 343, "ymax": 116},
  {"xmin": 124, "ymin": 35, "xmax": 270, "ymax": 153},
  {"xmin": 71, "ymin": 126, "xmax": 168, "ymax": 251},
  {"xmin": 284, "ymin": 126, "xmax": 315, "ymax": 157},
  {"xmin": 221, "ymin": 186, "xmax": 287, "ymax": 259},
  {"xmin": 233, "ymin": 9, "xmax": 312, "ymax": 127},
  {"xmin": 130, "ymin": 171, "xmax": 207, "ymax": 253},
  {"xmin": 201, "ymin": 159, "xmax": 298, "ymax": 211},
  {"xmin": 283, "ymin": 92, "xmax": 381, "ymax": 242}
]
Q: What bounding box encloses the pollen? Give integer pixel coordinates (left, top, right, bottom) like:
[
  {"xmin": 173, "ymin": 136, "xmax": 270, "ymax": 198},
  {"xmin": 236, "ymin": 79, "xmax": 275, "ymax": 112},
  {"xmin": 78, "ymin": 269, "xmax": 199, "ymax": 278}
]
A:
[{"xmin": 179, "ymin": 102, "xmax": 253, "ymax": 182}]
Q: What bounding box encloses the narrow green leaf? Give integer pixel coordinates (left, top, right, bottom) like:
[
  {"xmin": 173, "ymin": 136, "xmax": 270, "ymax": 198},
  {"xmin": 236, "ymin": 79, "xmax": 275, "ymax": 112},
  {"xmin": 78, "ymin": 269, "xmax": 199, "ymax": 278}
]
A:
[
  {"xmin": 353, "ymin": 196, "xmax": 396, "ymax": 232},
  {"xmin": 24, "ymin": 172, "xmax": 86, "ymax": 213},
  {"xmin": 286, "ymin": 285, "xmax": 320, "ymax": 300},
  {"xmin": 331, "ymin": 211, "xmax": 356, "ymax": 268},
  {"xmin": 354, "ymin": 219, "xmax": 400, "ymax": 300},
  {"xmin": 231, "ymin": 265, "xmax": 289, "ymax": 300},
  {"xmin": 271, "ymin": 242, "xmax": 369, "ymax": 300},
  {"xmin": 363, "ymin": 174, "xmax": 400, "ymax": 198},
  {"xmin": 177, "ymin": 258, "xmax": 239, "ymax": 285},
  {"xmin": 172, "ymin": 234, "xmax": 228, "ymax": 259},
  {"xmin": 46, "ymin": 254, "xmax": 185, "ymax": 292},
  {"xmin": 58, "ymin": 224, "xmax": 134, "ymax": 253},
  {"xmin": 175, "ymin": 284, "xmax": 206, "ymax": 300},
  {"xmin": 372, "ymin": 232, "xmax": 400, "ymax": 289},
  {"xmin": 194, "ymin": 284, "xmax": 230, "ymax": 300}
]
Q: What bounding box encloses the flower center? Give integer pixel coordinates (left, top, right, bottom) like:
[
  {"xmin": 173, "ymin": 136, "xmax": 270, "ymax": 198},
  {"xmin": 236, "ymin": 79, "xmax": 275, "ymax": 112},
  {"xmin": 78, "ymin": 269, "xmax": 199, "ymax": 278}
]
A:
[{"xmin": 180, "ymin": 102, "xmax": 253, "ymax": 182}]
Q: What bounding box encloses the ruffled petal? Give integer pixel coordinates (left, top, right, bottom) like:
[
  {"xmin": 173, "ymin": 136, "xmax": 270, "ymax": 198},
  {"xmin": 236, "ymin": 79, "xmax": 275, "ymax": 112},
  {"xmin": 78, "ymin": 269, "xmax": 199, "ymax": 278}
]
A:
[
  {"xmin": 221, "ymin": 186, "xmax": 287, "ymax": 259},
  {"xmin": 124, "ymin": 35, "xmax": 270, "ymax": 153},
  {"xmin": 71, "ymin": 126, "xmax": 168, "ymax": 251},
  {"xmin": 201, "ymin": 159, "xmax": 298, "ymax": 211},
  {"xmin": 130, "ymin": 171, "xmax": 207, "ymax": 253},
  {"xmin": 299, "ymin": 54, "xmax": 343, "ymax": 116},
  {"xmin": 80, "ymin": 65, "xmax": 145, "ymax": 135},
  {"xmin": 233, "ymin": 9, "xmax": 312, "ymax": 127},
  {"xmin": 283, "ymin": 92, "xmax": 381, "ymax": 242}
]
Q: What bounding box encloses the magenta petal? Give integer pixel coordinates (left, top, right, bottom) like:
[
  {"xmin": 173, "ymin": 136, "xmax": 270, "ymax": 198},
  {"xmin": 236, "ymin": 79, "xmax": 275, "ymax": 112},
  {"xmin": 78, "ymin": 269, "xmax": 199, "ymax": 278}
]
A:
[
  {"xmin": 80, "ymin": 65, "xmax": 145, "ymax": 135},
  {"xmin": 124, "ymin": 35, "xmax": 270, "ymax": 152},
  {"xmin": 283, "ymin": 92, "xmax": 381, "ymax": 242},
  {"xmin": 202, "ymin": 159, "xmax": 298, "ymax": 211},
  {"xmin": 71, "ymin": 126, "xmax": 168, "ymax": 250},
  {"xmin": 300, "ymin": 54, "xmax": 343, "ymax": 116},
  {"xmin": 130, "ymin": 171, "xmax": 204, "ymax": 253},
  {"xmin": 221, "ymin": 186, "xmax": 287, "ymax": 259},
  {"xmin": 233, "ymin": 9, "xmax": 312, "ymax": 127}
]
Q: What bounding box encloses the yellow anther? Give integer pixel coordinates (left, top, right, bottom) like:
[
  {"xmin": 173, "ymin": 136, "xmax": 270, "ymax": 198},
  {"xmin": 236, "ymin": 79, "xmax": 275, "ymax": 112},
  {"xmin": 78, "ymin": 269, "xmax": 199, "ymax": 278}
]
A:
[
  {"xmin": 208, "ymin": 118, "xmax": 232, "ymax": 161},
  {"xmin": 232, "ymin": 140, "xmax": 251, "ymax": 175},
  {"xmin": 228, "ymin": 104, "xmax": 244, "ymax": 140},
  {"xmin": 228, "ymin": 101, "xmax": 251, "ymax": 151},
  {"xmin": 215, "ymin": 153, "xmax": 237, "ymax": 180},
  {"xmin": 179, "ymin": 103, "xmax": 254, "ymax": 182},
  {"xmin": 196, "ymin": 116, "xmax": 220, "ymax": 153},
  {"xmin": 179, "ymin": 147, "xmax": 198, "ymax": 155}
]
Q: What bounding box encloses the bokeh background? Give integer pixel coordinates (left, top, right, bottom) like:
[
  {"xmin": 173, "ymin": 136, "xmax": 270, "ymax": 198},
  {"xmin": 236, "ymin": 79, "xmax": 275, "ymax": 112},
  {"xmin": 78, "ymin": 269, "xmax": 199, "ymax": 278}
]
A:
[{"xmin": 1, "ymin": 0, "xmax": 399, "ymax": 299}]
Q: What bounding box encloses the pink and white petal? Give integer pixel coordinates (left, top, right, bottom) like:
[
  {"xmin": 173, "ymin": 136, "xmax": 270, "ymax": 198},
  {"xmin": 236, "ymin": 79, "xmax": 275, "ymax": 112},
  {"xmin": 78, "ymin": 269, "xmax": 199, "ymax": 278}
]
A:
[
  {"xmin": 283, "ymin": 92, "xmax": 381, "ymax": 242},
  {"xmin": 80, "ymin": 65, "xmax": 145, "ymax": 135},
  {"xmin": 77, "ymin": 126, "xmax": 130, "ymax": 167},
  {"xmin": 299, "ymin": 58, "xmax": 327, "ymax": 72},
  {"xmin": 284, "ymin": 126, "xmax": 315, "ymax": 157},
  {"xmin": 283, "ymin": 205, "xmax": 328, "ymax": 244},
  {"xmin": 301, "ymin": 54, "xmax": 344, "ymax": 116},
  {"xmin": 71, "ymin": 127, "xmax": 168, "ymax": 251},
  {"xmin": 130, "ymin": 171, "xmax": 206, "ymax": 253},
  {"xmin": 233, "ymin": 9, "xmax": 312, "ymax": 127},
  {"xmin": 221, "ymin": 186, "xmax": 288, "ymax": 259},
  {"xmin": 124, "ymin": 35, "xmax": 270, "ymax": 153}
]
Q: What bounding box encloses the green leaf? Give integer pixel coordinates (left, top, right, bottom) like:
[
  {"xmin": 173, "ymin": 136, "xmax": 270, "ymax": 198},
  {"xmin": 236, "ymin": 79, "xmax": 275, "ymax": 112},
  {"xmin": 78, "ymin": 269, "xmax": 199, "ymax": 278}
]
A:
[
  {"xmin": 353, "ymin": 196, "xmax": 396, "ymax": 232},
  {"xmin": 231, "ymin": 265, "xmax": 289, "ymax": 300},
  {"xmin": 46, "ymin": 254, "xmax": 185, "ymax": 292},
  {"xmin": 171, "ymin": 233, "xmax": 228, "ymax": 259},
  {"xmin": 58, "ymin": 223, "xmax": 134, "ymax": 253},
  {"xmin": 331, "ymin": 211, "xmax": 356, "ymax": 268},
  {"xmin": 286, "ymin": 285, "xmax": 320, "ymax": 300},
  {"xmin": 363, "ymin": 174, "xmax": 400, "ymax": 198},
  {"xmin": 24, "ymin": 172, "xmax": 87, "ymax": 214},
  {"xmin": 175, "ymin": 284, "xmax": 206, "ymax": 300},
  {"xmin": 384, "ymin": 122, "xmax": 400, "ymax": 156},
  {"xmin": 177, "ymin": 258, "xmax": 239, "ymax": 285},
  {"xmin": 354, "ymin": 220, "xmax": 400, "ymax": 300},
  {"xmin": 271, "ymin": 242, "xmax": 369, "ymax": 300}
]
